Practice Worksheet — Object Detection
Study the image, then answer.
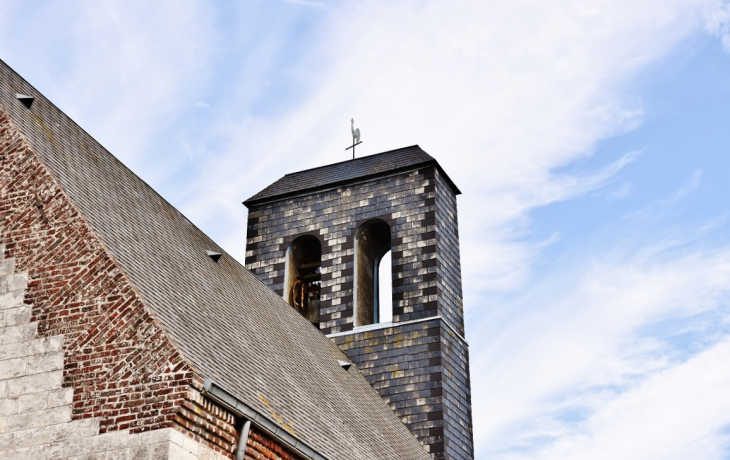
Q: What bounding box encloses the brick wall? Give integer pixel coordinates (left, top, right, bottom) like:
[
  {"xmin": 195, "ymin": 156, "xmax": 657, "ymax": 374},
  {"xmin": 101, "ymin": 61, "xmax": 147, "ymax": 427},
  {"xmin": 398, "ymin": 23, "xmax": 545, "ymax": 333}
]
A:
[
  {"xmin": 245, "ymin": 427, "xmax": 301, "ymax": 460},
  {"xmin": 0, "ymin": 107, "xmax": 238, "ymax": 457},
  {"xmin": 0, "ymin": 247, "xmax": 230, "ymax": 459}
]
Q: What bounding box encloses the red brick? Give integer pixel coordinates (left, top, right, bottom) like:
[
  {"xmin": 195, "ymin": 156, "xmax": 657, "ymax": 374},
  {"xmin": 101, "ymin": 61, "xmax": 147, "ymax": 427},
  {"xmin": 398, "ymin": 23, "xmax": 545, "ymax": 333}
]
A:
[{"xmin": 0, "ymin": 107, "xmax": 245, "ymax": 458}]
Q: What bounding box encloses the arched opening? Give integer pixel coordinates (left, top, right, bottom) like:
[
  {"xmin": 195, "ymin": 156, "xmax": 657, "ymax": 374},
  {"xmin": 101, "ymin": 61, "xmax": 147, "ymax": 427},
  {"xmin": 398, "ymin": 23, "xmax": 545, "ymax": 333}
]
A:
[
  {"xmin": 378, "ymin": 249, "xmax": 393, "ymax": 324},
  {"xmin": 354, "ymin": 219, "xmax": 391, "ymax": 327},
  {"xmin": 284, "ymin": 235, "xmax": 321, "ymax": 324}
]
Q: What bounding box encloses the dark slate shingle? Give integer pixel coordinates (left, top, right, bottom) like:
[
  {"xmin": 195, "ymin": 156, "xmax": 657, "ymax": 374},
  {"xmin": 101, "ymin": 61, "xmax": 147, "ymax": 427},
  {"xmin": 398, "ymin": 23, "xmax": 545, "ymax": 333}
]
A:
[
  {"xmin": 244, "ymin": 145, "xmax": 460, "ymax": 205},
  {"xmin": 0, "ymin": 58, "xmax": 431, "ymax": 460}
]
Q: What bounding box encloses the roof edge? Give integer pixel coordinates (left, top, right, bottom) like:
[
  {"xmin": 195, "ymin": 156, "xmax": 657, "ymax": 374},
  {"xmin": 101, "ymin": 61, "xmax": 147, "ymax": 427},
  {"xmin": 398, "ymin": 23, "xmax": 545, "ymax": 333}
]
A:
[
  {"xmin": 244, "ymin": 150, "xmax": 461, "ymax": 208},
  {"xmin": 0, "ymin": 101, "xmax": 206, "ymax": 423},
  {"xmin": 203, "ymin": 379, "xmax": 330, "ymax": 460},
  {"xmin": 281, "ymin": 144, "xmax": 424, "ymax": 178}
]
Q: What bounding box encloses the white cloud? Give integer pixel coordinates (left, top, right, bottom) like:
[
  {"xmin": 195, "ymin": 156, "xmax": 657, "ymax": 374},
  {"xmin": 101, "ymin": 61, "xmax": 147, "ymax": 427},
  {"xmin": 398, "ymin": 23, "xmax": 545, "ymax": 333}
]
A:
[
  {"xmin": 606, "ymin": 182, "xmax": 633, "ymax": 201},
  {"xmin": 3, "ymin": 1, "xmax": 730, "ymax": 459},
  {"xmin": 0, "ymin": 0, "xmax": 217, "ymax": 179},
  {"xmin": 137, "ymin": 5, "xmax": 729, "ymax": 455},
  {"xmin": 472, "ymin": 238, "xmax": 730, "ymax": 459},
  {"xmin": 277, "ymin": 0, "xmax": 325, "ymax": 8},
  {"xmin": 706, "ymin": 2, "xmax": 730, "ymax": 52},
  {"xmin": 177, "ymin": 0, "xmax": 714, "ymax": 285},
  {"xmin": 670, "ymin": 169, "xmax": 703, "ymax": 202},
  {"xmin": 159, "ymin": 4, "xmax": 728, "ymax": 456}
]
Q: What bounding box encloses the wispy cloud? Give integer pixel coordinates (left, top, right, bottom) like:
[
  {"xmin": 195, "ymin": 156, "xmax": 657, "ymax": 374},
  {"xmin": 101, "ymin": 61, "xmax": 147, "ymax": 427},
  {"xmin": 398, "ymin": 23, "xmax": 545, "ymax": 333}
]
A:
[
  {"xmin": 606, "ymin": 183, "xmax": 633, "ymax": 201},
  {"xmin": 706, "ymin": 2, "xmax": 730, "ymax": 52},
  {"xmin": 472, "ymin": 230, "xmax": 730, "ymax": 459},
  {"xmin": 670, "ymin": 169, "xmax": 703, "ymax": 202},
  {"xmin": 0, "ymin": 0, "xmax": 218, "ymax": 182},
  {"xmin": 3, "ymin": 1, "xmax": 730, "ymax": 459},
  {"xmin": 277, "ymin": 0, "xmax": 326, "ymax": 8},
  {"xmin": 159, "ymin": 5, "xmax": 727, "ymax": 457},
  {"xmin": 179, "ymin": 0, "xmax": 709, "ymax": 272}
]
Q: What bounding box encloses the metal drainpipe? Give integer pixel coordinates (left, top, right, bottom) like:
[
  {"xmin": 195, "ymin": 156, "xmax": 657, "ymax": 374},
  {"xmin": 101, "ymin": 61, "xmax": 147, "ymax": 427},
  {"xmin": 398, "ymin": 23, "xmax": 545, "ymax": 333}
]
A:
[{"xmin": 236, "ymin": 419, "xmax": 251, "ymax": 460}]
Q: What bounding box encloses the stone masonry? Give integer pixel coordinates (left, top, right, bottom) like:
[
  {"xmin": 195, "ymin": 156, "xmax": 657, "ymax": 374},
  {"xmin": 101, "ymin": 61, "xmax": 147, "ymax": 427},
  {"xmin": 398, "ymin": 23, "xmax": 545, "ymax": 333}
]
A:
[
  {"xmin": 245, "ymin": 153, "xmax": 474, "ymax": 460},
  {"xmin": 0, "ymin": 58, "xmax": 440, "ymax": 460},
  {"xmin": 0, "ymin": 246, "xmax": 228, "ymax": 459},
  {"xmin": 0, "ymin": 105, "xmax": 238, "ymax": 456},
  {"xmin": 0, "ymin": 104, "xmax": 311, "ymax": 460}
]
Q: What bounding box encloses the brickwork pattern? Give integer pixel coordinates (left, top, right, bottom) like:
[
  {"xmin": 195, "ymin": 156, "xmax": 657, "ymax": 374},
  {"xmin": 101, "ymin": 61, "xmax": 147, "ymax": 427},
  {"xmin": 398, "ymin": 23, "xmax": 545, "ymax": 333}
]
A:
[
  {"xmin": 333, "ymin": 320, "xmax": 445, "ymax": 456},
  {"xmin": 245, "ymin": 164, "xmax": 473, "ymax": 459},
  {"xmin": 332, "ymin": 319, "xmax": 472, "ymax": 459},
  {"xmin": 177, "ymin": 389, "xmax": 238, "ymax": 456},
  {"xmin": 434, "ymin": 170, "xmax": 465, "ymax": 336},
  {"xmin": 440, "ymin": 327, "xmax": 473, "ymax": 459},
  {"xmin": 245, "ymin": 427, "xmax": 301, "ymax": 460},
  {"xmin": 0, "ymin": 249, "xmax": 229, "ymax": 459},
  {"xmin": 433, "ymin": 169, "xmax": 473, "ymax": 459},
  {"xmin": 246, "ymin": 167, "xmax": 449, "ymax": 333},
  {"xmin": 0, "ymin": 107, "xmax": 237, "ymax": 457}
]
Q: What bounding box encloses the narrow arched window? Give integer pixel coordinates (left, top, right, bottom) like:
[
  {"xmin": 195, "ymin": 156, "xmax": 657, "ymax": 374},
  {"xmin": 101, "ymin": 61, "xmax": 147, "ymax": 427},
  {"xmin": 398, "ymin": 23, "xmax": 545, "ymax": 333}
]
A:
[
  {"xmin": 378, "ymin": 249, "xmax": 393, "ymax": 324},
  {"xmin": 354, "ymin": 219, "xmax": 391, "ymax": 327},
  {"xmin": 284, "ymin": 235, "xmax": 321, "ymax": 324}
]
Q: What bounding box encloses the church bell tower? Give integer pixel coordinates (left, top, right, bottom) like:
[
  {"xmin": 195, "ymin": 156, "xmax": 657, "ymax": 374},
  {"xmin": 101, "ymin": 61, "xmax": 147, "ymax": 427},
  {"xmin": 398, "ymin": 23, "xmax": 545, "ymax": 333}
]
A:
[{"xmin": 243, "ymin": 146, "xmax": 474, "ymax": 460}]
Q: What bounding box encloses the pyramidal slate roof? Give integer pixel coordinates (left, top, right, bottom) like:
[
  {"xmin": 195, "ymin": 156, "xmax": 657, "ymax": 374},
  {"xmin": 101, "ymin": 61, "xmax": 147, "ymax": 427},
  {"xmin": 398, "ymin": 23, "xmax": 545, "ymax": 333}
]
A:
[
  {"xmin": 244, "ymin": 145, "xmax": 460, "ymax": 206},
  {"xmin": 0, "ymin": 59, "xmax": 431, "ymax": 460}
]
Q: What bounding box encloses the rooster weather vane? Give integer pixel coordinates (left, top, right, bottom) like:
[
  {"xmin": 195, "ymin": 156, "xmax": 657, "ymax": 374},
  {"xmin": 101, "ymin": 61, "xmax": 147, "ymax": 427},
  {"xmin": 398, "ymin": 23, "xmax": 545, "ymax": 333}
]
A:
[{"xmin": 346, "ymin": 118, "xmax": 362, "ymax": 159}]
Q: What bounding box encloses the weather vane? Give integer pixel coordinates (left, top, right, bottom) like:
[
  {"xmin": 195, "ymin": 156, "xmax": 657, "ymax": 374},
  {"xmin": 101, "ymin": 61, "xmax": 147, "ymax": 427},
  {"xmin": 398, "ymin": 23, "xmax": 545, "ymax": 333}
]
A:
[{"xmin": 346, "ymin": 118, "xmax": 362, "ymax": 159}]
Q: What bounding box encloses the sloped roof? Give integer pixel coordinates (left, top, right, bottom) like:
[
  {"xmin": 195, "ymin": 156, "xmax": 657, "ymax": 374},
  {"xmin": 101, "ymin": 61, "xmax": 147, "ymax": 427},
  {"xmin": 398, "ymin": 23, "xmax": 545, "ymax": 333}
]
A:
[
  {"xmin": 244, "ymin": 145, "xmax": 460, "ymax": 206},
  {"xmin": 0, "ymin": 59, "xmax": 431, "ymax": 460}
]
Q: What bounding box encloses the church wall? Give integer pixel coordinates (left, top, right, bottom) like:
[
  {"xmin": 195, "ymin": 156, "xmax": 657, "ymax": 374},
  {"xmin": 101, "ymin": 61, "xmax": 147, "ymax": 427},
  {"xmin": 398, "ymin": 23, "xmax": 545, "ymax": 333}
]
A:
[
  {"xmin": 245, "ymin": 166, "xmax": 440, "ymax": 333},
  {"xmin": 433, "ymin": 170, "xmax": 474, "ymax": 459},
  {"xmin": 331, "ymin": 318, "xmax": 446, "ymax": 457},
  {"xmin": 0, "ymin": 251, "xmax": 229, "ymax": 459},
  {"xmin": 439, "ymin": 322, "xmax": 473, "ymax": 460},
  {"xmin": 433, "ymin": 169, "xmax": 466, "ymax": 336},
  {"xmin": 245, "ymin": 427, "xmax": 302, "ymax": 460},
  {"xmin": 245, "ymin": 164, "xmax": 474, "ymax": 459},
  {"xmin": 0, "ymin": 107, "xmax": 239, "ymax": 457}
]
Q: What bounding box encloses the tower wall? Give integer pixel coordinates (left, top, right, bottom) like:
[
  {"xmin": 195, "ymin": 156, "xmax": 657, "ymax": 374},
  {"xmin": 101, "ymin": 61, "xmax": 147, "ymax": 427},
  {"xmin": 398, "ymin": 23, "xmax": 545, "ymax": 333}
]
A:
[{"xmin": 245, "ymin": 164, "xmax": 474, "ymax": 459}]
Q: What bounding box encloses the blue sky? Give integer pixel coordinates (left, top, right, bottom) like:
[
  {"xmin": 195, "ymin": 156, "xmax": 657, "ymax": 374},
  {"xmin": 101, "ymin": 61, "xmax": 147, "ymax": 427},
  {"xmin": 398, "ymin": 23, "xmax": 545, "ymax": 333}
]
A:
[{"xmin": 3, "ymin": 1, "xmax": 730, "ymax": 458}]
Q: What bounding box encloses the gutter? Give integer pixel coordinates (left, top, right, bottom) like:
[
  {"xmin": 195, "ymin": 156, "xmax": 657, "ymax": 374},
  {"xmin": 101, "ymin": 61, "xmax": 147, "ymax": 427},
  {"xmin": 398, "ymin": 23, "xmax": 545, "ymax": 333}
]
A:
[
  {"xmin": 203, "ymin": 379, "xmax": 330, "ymax": 460},
  {"xmin": 236, "ymin": 419, "xmax": 250, "ymax": 460}
]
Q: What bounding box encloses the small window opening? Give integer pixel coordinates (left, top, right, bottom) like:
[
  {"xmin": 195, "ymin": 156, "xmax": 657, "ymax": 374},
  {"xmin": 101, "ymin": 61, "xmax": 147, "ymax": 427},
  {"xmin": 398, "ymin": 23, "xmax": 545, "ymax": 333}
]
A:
[
  {"xmin": 284, "ymin": 235, "xmax": 321, "ymax": 324},
  {"xmin": 355, "ymin": 219, "xmax": 391, "ymax": 327},
  {"xmin": 378, "ymin": 249, "xmax": 393, "ymax": 324}
]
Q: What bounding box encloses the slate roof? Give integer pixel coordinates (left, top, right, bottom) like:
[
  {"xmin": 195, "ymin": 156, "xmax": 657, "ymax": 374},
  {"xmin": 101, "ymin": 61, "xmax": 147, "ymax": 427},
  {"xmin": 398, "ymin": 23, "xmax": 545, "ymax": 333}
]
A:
[
  {"xmin": 0, "ymin": 59, "xmax": 431, "ymax": 460},
  {"xmin": 244, "ymin": 145, "xmax": 460, "ymax": 206}
]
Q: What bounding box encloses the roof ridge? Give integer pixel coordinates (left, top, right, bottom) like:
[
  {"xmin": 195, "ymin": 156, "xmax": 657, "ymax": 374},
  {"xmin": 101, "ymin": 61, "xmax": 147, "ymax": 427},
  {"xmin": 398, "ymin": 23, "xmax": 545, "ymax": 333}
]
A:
[
  {"xmin": 244, "ymin": 145, "xmax": 455, "ymax": 205},
  {"xmin": 0, "ymin": 58, "xmax": 432, "ymax": 460},
  {"xmin": 283, "ymin": 144, "xmax": 427, "ymax": 177},
  {"xmin": 0, "ymin": 59, "xmax": 235, "ymax": 273}
]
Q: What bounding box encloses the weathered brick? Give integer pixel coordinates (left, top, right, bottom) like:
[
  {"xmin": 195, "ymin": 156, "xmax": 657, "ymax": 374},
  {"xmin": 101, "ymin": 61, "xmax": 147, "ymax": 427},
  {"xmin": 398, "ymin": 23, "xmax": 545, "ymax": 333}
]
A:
[
  {"xmin": 17, "ymin": 392, "xmax": 47, "ymax": 413},
  {"xmin": 47, "ymin": 387, "xmax": 73, "ymax": 408},
  {"xmin": 0, "ymin": 107, "xmax": 237, "ymax": 457},
  {"xmin": 25, "ymin": 351, "xmax": 63, "ymax": 375},
  {"xmin": 2, "ymin": 305, "xmax": 31, "ymax": 327},
  {"xmin": 0, "ymin": 335, "xmax": 62, "ymax": 361}
]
